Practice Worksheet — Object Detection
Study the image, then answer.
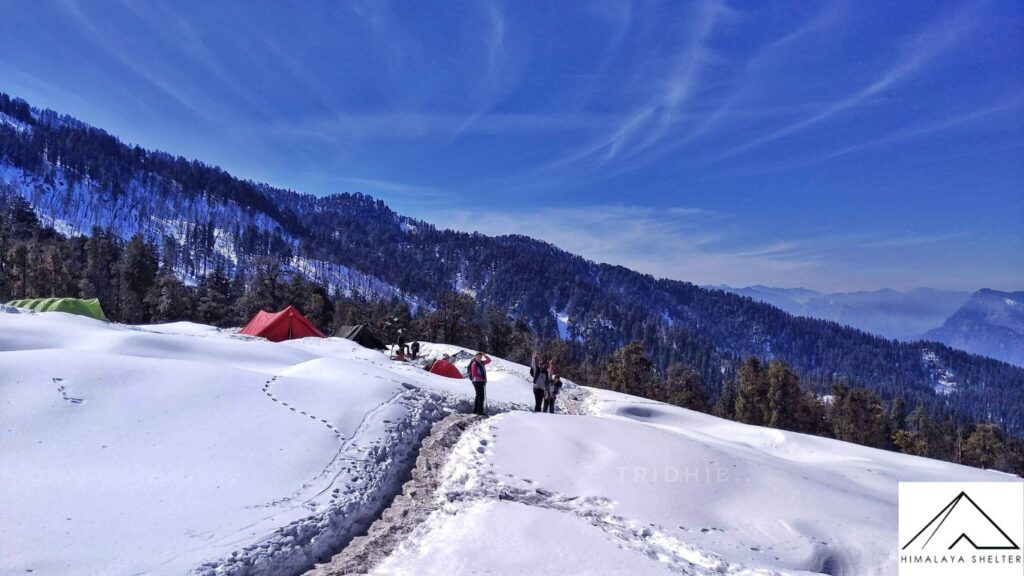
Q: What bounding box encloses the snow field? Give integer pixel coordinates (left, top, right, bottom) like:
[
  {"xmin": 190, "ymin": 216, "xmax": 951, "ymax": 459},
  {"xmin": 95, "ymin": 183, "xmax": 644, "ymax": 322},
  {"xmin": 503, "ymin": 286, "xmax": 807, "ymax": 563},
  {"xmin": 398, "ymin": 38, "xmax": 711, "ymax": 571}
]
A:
[
  {"xmin": 0, "ymin": 313, "xmax": 528, "ymax": 575},
  {"xmin": 372, "ymin": 391, "xmax": 1020, "ymax": 575}
]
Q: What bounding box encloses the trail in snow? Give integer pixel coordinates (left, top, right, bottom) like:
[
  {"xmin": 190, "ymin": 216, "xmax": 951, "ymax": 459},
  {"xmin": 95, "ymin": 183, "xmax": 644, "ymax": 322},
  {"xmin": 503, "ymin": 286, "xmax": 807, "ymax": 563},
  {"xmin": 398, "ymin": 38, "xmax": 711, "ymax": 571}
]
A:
[
  {"xmin": 191, "ymin": 386, "xmax": 457, "ymax": 576},
  {"xmin": 263, "ymin": 376, "xmax": 345, "ymax": 440},
  {"xmin": 309, "ymin": 414, "xmax": 485, "ymax": 575},
  {"xmin": 53, "ymin": 377, "xmax": 84, "ymax": 405},
  {"xmin": 309, "ymin": 366, "xmax": 594, "ymax": 574},
  {"xmin": 415, "ymin": 418, "xmax": 777, "ymax": 576}
]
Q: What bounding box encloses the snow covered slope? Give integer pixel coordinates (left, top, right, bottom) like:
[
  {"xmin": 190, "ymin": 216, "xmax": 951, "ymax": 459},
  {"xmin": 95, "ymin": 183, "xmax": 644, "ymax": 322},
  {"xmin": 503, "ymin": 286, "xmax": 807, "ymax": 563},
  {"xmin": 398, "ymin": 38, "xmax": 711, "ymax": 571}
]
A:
[
  {"xmin": 373, "ymin": 397, "xmax": 1020, "ymax": 575},
  {"xmin": 0, "ymin": 313, "xmax": 530, "ymax": 575},
  {"xmin": 1, "ymin": 312, "xmax": 1019, "ymax": 576}
]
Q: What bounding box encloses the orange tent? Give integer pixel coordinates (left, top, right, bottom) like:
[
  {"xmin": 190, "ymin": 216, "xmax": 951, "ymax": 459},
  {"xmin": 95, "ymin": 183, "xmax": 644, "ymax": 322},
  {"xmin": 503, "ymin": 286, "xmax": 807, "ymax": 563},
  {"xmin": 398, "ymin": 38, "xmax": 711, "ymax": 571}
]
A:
[
  {"xmin": 429, "ymin": 358, "xmax": 463, "ymax": 379},
  {"xmin": 240, "ymin": 306, "xmax": 325, "ymax": 342}
]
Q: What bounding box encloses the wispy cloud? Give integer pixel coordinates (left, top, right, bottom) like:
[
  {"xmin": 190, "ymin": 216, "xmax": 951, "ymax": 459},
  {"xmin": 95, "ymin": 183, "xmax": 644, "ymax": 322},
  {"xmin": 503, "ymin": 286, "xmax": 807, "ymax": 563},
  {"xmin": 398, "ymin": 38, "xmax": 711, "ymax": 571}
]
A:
[
  {"xmin": 820, "ymin": 99, "xmax": 1022, "ymax": 161},
  {"xmin": 548, "ymin": 0, "xmax": 730, "ymax": 169},
  {"xmin": 279, "ymin": 111, "xmax": 612, "ymax": 142},
  {"xmin": 58, "ymin": 0, "xmax": 214, "ymax": 120},
  {"xmin": 710, "ymin": 2, "xmax": 984, "ymax": 162}
]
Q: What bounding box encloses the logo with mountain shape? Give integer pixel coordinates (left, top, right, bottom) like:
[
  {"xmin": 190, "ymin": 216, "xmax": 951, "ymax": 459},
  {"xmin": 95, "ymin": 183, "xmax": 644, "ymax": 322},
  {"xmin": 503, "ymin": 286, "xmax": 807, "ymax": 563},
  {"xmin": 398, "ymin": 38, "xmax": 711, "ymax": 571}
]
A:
[
  {"xmin": 902, "ymin": 491, "xmax": 1020, "ymax": 551},
  {"xmin": 899, "ymin": 482, "xmax": 1024, "ymax": 576}
]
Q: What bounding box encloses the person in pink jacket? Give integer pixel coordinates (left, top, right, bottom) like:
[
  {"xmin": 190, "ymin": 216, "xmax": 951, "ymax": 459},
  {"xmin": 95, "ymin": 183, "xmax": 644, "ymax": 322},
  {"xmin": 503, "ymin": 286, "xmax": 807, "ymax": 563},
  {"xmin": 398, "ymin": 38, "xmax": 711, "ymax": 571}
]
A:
[{"xmin": 469, "ymin": 351, "xmax": 492, "ymax": 415}]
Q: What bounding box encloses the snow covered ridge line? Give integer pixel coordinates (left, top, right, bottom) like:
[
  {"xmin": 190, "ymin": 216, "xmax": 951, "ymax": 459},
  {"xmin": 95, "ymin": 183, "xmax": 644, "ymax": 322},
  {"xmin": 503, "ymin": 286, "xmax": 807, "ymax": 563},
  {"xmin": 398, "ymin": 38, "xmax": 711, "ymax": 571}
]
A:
[{"xmin": 191, "ymin": 385, "xmax": 456, "ymax": 576}]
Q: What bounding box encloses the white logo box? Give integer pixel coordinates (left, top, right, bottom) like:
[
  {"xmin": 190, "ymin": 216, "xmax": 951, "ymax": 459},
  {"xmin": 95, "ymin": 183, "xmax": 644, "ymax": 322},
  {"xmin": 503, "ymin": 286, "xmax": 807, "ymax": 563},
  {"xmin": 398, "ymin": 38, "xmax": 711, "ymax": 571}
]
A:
[{"xmin": 899, "ymin": 482, "xmax": 1024, "ymax": 576}]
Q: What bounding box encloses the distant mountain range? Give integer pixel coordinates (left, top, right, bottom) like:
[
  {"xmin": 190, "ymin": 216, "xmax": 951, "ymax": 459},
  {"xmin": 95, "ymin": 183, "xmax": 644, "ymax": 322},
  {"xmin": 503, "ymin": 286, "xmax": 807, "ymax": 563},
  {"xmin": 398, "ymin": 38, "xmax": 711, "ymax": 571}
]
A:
[
  {"xmin": 708, "ymin": 285, "xmax": 970, "ymax": 340},
  {"xmin": 2, "ymin": 91, "xmax": 1023, "ymax": 431},
  {"xmin": 712, "ymin": 285, "xmax": 1023, "ymax": 367},
  {"xmin": 925, "ymin": 290, "xmax": 1024, "ymax": 367}
]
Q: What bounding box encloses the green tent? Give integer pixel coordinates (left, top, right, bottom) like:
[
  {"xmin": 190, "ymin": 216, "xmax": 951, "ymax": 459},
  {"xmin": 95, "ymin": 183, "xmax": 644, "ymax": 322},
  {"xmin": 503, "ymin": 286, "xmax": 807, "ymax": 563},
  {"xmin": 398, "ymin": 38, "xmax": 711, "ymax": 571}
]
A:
[{"xmin": 6, "ymin": 297, "xmax": 108, "ymax": 321}]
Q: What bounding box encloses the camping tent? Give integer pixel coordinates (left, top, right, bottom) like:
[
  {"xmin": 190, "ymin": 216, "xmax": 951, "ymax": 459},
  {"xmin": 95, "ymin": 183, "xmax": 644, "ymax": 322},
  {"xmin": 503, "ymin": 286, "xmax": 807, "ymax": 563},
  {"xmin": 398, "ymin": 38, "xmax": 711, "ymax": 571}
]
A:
[
  {"xmin": 7, "ymin": 297, "xmax": 108, "ymax": 321},
  {"xmin": 429, "ymin": 358, "xmax": 464, "ymax": 379},
  {"xmin": 240, "ymin": 306, "xmax": 325, "ymax": 342},
  {"xmin": 334, "ymin": 324, "xmax": 386, "ymax": 350}
]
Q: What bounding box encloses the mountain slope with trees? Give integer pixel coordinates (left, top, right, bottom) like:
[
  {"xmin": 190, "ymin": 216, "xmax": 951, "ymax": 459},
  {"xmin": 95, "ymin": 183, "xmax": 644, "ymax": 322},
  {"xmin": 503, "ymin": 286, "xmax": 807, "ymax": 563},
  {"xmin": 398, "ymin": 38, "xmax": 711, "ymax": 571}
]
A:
[
  {"xmin": 925, "ymin": 289, "xmax": 1024, "ymax": 367},
  {"xmin": 2, "ymin": 91, "xmax": 1023, "ymax": 435}
]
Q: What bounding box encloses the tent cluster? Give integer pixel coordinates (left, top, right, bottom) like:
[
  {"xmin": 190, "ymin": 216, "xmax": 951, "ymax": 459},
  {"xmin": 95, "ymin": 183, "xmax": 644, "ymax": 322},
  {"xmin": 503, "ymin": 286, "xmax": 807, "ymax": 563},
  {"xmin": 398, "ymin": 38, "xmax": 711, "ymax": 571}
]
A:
[
  {"xmin": 6, "ymin": 297, "xmax": 108, "ymax": 321},
  {"xmin": 5, "ymin": 297, "xmax": 401, "ymax": 355}
]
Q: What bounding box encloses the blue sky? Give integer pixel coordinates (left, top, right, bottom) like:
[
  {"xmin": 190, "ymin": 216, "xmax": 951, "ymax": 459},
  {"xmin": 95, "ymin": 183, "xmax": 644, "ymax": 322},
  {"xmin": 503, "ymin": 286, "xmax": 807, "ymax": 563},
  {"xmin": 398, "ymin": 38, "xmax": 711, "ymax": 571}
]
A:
[{"xmin": 1, "ymin": 0, "xmax": 1021, "ymax": 292}]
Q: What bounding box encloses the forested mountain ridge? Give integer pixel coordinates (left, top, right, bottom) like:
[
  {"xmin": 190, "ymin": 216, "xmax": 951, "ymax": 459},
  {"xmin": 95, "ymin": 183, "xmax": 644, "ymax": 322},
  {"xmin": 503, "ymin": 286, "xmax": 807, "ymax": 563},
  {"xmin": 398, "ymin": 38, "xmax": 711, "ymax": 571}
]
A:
[{"xmin": 2, "ymin": 92, "xmax": 1022, "ymax": 432}]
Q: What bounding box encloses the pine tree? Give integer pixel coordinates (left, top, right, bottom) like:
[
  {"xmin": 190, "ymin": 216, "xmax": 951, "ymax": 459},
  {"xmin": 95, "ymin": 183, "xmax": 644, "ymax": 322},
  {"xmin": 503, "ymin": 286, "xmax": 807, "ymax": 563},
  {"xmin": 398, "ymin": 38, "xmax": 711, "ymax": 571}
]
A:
[
  {"xmin": 196, "ymin": 265, "xmax": 231, "ymax": 326},
  {"xmin": 713, "ymin": 378, "xmax": 738, "ymax": 419},
  {"xmin": 767, "ymin": 360, "xmax": 801, "ymax": 430},
  {"xmin": 484, "ymin": 307, "xmax": 512, "ymax": 358},
  {"xmin": 80, "ymin": 227, "xmax": 120, "ymax": 317},
  {"xmin": 795, "ymin": 389, "xmax": 827, "ymax": 434},
  {"xmin": 830, "ymin": 384, "xmax": 889, "ymax": 448},
  {"xmin": 666, "ymin": 362, "xmax": 709, "ymax": 412},
  {"xmin": 962, "ymin": 424, "xmax": 1004, "ymax": 469},
  {"xmin": 5, "ymin": 242, "xmax": 29, "ymax": 299},
  {"xmin": 147, "ymin": 268, "xmax": 190, "ymax": 323},
  {"xmin": 118, "ymin": 234, "xmax": 158, "ymax": 323},
  {"xmin": 602, "ymin": 341, "xmax": 655, "ymax": 397},
  {"xmin": 890, "ymin": 397, "xmax": 908, "ymax": 433},
  {"xmin": 735, "ymin": 357, "xmax": 769, "ymax": 425}
]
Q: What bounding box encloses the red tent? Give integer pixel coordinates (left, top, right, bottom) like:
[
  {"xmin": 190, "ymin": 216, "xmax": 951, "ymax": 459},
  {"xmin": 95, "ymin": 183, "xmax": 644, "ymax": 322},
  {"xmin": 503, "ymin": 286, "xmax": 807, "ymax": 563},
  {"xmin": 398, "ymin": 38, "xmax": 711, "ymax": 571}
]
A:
[
  {"xmin": 240, "ymin": 306, "xmax": 325, "ymax": 342},
  {"xmin": 429, "ymin": 358, "xmax": 464, "ymax": 379}
]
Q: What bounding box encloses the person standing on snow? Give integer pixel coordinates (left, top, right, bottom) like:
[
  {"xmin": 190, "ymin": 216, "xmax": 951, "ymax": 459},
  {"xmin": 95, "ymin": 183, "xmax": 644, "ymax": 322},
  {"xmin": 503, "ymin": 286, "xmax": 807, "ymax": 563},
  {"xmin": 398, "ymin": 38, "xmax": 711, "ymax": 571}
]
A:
[
  {"xmin": 396, "ymin": 332, "xmax": 408, "ymax": 357},
  {"xmin": 469, "ymin": 351, "xmax": 492, "ymax": 416},
  {"xmin": 530, "ymin": 352, "xmax": 549, "ymax": 412},
  {"xmin": 544, "ymin": 366, "xmax": 562, "ymax": 413},
  {"xmin": 410, "ymin": 341, "xmax": 420, "ymax": 360}
]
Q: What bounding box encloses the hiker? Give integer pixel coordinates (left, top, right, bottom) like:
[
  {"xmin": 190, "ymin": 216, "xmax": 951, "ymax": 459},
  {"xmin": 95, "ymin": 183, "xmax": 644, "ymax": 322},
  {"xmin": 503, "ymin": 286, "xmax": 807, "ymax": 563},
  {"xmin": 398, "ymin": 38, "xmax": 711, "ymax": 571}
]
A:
[
  {"xmin": 469, "ymin": 351, "xmax": 492, "ymax": 416},
  {"xmin": 530, "ymin": 352, "xmax": 548, "ymax": 413},
  {"xmin": 544, "ymin": 374, "xmax": 563, "ymax": 413},
  {"xmin": 396, "ymin": 332, "xmax": 408, "ymax": 357},
  {"xmin": 410, "ymin": 341, "xmax": 420, "ymax": 360}
]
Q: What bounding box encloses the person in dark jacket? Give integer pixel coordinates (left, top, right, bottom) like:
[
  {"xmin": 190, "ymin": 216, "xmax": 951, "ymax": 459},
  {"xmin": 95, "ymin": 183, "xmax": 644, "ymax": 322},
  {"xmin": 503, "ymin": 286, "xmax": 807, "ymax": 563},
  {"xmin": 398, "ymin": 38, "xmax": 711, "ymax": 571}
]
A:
[
  {"xmin": 410, "ymin": 341, "xmax": 420, "ymax": 360},
  {"xmin": 530, "ymin": 352, "xmax": 548, "ymax": 412},
  {"xmin": 469, "ymin": 351, "xmax": 492, "ymax": 416},
  {"xmin": 396, "ymin": 332, "xmax": 408, "ymax": 357},
  {"xmin": 544, "ymin": 372, "xmax": 563, "ymax": 413}
]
